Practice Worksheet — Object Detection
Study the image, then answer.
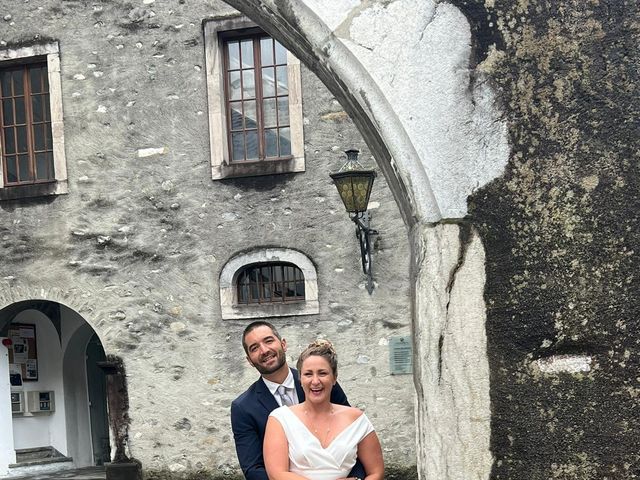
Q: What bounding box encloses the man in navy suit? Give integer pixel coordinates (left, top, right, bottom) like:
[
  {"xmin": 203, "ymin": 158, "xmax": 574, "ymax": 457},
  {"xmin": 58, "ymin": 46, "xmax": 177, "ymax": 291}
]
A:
[{"xmin": 231, "ymin": 321, "xmax": 365, "ymax": 480}]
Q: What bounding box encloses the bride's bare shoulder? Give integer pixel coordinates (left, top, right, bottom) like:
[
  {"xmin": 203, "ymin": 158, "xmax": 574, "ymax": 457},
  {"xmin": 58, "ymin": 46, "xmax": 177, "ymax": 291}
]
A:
[{"xmin": 333, "ymin": 404, "xmax": 364, "ymax": 420}]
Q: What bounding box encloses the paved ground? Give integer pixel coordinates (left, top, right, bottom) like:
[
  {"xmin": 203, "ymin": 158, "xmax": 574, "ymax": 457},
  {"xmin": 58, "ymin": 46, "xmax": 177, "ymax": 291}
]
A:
[{"xmin": 6, "ymin": 467, "xmax": 105, "ymax": 480}]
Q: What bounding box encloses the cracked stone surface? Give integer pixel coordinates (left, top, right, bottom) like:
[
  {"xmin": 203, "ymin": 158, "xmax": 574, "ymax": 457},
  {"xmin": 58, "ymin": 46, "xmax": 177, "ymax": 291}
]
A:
[{"xmin": 412, "ymin": 223, "xmax": 491, "ymax": 480}]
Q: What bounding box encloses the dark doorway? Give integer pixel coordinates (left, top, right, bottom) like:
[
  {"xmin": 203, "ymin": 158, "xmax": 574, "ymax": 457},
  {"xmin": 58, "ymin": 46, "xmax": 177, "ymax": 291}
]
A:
[{"xmin": 86, "ymin": 334, "xmax": 110, "ymax": 465}]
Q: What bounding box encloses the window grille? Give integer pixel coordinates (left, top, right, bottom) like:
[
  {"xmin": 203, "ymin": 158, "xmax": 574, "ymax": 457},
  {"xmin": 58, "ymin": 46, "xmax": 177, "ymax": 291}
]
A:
[{"xmin": 237, "ymin": 262, "xmax": 305, "ymax": 304}]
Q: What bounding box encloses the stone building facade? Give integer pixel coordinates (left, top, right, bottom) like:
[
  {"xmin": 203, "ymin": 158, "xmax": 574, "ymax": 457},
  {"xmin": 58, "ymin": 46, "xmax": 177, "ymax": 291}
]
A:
[
  {"xmin": 0, "ymin": 0, "xmax": 416, "ymax": 477},
  {"xmin": 1, "ymin": 0, "xmax": 639, "ymax": 480}
]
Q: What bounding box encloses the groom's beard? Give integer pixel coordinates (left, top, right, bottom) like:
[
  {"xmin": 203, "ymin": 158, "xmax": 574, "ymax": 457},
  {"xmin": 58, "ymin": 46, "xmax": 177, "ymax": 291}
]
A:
[{"xmin": 251, "ymin": 348, "xmax": 287, "ymax": 375}]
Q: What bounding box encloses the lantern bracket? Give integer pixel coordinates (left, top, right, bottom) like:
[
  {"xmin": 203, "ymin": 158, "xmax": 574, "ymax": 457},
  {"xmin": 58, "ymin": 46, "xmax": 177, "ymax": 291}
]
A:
[{"xmin": 352, "ymin": 211, "xmax": 378, "ymax": 294}]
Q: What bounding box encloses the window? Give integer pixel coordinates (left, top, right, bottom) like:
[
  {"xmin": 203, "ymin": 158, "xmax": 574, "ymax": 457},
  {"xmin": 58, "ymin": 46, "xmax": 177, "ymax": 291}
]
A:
[
  {"xmin": 224, "ymin": 32, "xmax": 291, "ymax": 162},
  {"xmin": 0, "ymin": 42, "xmax": 67, "ymax": 200},
  {"xmin": 220, "ymin": 248, "xmax": 319, "ymax": 320},
  {"xmin": 204, "ymin": 16, "xmax": 305, "ymax": 179},
  {"xmin": 1, "ymin": 62, "xmax": 54, "ymax": 186},
  {"xmin": 237, "ymin": 263, "xmax": 305, "ymax": 304}
]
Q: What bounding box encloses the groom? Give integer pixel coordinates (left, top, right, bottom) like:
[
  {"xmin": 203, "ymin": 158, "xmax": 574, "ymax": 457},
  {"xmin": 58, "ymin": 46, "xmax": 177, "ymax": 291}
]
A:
[{"xmin": 231, "ymin": 321, "xmax": 365, "ymax": 480}]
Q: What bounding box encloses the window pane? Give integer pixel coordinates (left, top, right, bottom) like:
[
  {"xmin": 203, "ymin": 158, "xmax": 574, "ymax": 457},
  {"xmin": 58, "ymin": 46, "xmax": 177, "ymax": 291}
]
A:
[
  {"xmin": 274, "ymin": 267, "xmax": 283, "ymax": 282},
  {"xmin": 239, "ymin": 285, "xmax": 248, "ymax": 304},
  {"xmin": 273, "ymin": 281, "xmax": 283, "ymax": 299},
  {"xmin": 227, "ymin": 40, "xmax": 240, "ymax": 70},
  {"xmin": 231, "ymin": 132, "xmax": 245, "ymax": 161},
  {"xmin": 0, "ymin": 71, "xmax": 11, "ymax": 96},
  {"xmin": 262, "ymin": 283, "xmax": 272, "ymax": 300},
  {"xmin": 229, "ymin": 71, "xmax": 241, "ymax": 101},
  {"xmin": 278, "ymin": 97, "xmax": 289, "ymax": 125},
  {"xmin": 285, "ymin": 283, "xmax": 295, "ymax": 298},
  {"xmin": 296, "ymin": 282, "xmax": 305, "ymax": 297},
  {"xmin": 263, "ymin": 98, "xmax": 277, "ymax": 127},
  {"xmin": 246, "ymin": 130, "xmax": 258, "ymax": 160},
  {"xmin": 230, "ymin": 102, "xmax": 243, "ymax": 130},
  {"xmin": 262, "ymin": 67, "xmax": 276, "ymax": 97},
  {"xmin": 14, "ymin": 97, "xmax": 25, "ymax": 125},
  {"xmin": 43, "ymin": 94, "xmax": 50, "ymax": 121},
  {"xmin": 18, "ymin": 154, "xmax": 30, "ymax": 182},
  {"xmin": 44, "ymin": 123, "xmax": 52, "ymax": 149},
  {"xmin": 260, "ymin": 266, "xmax": 272, "ymax": 282},
  {"xmin": 279, "ymin": 127, "xmax": 291, "ymax": 156},
  {"xmin": 6, "ymin": 156, "xmax": 17, "ymax": 183},
  {"xmin": 242, "ymin": 70, "xmax": 255, "ymax": 99},
  {"xmin": 275, "ymin": 40, "xmax": 287, "ymax": 64},
  {"xmin": 260, "ymin": 37, "xmax": 274, "ymax": 66},
  {"xmin": 12, "ymin": 70, "xmax": 24, "ymax": 96},
  {"xmin": 244, "ymin": 100, "xmax": 257, "ymax": 129},
  {"xmin": 35, "ymin": 152, "xmax": 49, "ymax": 180},
  {"xmin": 2, "ymin": 99, "xmax": 13, "ymax": 126},
  {"xmin": 276, "ymin": 66, "xmax": 288, "ymax": 95},
  {"xmin": 265, "ymin": 129, "xmax": 278, "ymax": 158},
  {"xmin": 284, "ymin": 266, "xmax": 294, "ymax": 281},
  {"xmin": 4, "ymin": 128, "xmax": 15, "ymax": 154},
  {"xmin": 16, "ymin": 126, "xmax": 27, "ymax": 152},
  {"xmin": 241, "ymin": 39, "xmax": 254, "ymax": 68},
  {"xmin": 250, "ymin": 284, "xmax": 259, "ymax": 302},
  {"xmin": 30, "ymin": 67, "xmax": 43, "ymax": 94},
  {"xmin": 32, "ymin": 95, "xmax": 43, "ymax": 123},
  {"xmin": 33, "ymin": 124, "xmax": 45, "ymax": 151},
  {"xmin": 249, "ymin": 269, "xmax": 258, "ymax": 282}
]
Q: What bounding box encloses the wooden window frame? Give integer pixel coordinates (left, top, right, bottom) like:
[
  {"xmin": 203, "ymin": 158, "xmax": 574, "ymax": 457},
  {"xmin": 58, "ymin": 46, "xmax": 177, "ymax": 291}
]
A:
[
  {"xmin": 222, "ymin": 30, "xmax": 293, "ymax": 163},
  {"xmin": 204, "ymin": 16, "xmax": 305, "ymax": 180},
  {"xmin": 1, "ymin": 60, "xmax": 55, "ymax": 187},
  {"xmin": 0, "ymin": 42, "xmax": 67, "ymax": 201}
]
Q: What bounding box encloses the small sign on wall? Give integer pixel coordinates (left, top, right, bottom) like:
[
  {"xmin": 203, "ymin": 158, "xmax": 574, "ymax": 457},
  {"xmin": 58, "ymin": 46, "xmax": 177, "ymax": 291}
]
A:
[
  {"xmin": 389, "ymin": 336, "xmax": 413, "ymax": 375},
  {"xmin": 7, "ymin": 323, "xmax": 38, "ymax": 382}
]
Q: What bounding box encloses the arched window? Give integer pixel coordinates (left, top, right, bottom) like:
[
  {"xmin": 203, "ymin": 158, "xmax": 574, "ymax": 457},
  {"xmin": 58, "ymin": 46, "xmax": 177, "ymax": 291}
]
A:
[
  {"xmin": 219, "ymin": 248, "xmax": 319, "ymax": 320},
  {"xmin": 237, "ymin": 263, "xmax": 305, "ymax": 304}
]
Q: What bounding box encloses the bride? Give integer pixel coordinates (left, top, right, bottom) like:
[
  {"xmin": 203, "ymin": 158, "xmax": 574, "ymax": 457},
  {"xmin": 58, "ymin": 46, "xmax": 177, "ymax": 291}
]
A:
[{"xmin": 263, "ymin": 340, "xmax": 384, "ymax": 480}]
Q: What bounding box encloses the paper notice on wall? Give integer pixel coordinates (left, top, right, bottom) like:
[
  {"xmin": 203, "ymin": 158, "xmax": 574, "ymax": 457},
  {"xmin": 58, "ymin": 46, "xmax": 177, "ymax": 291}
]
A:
[
  {"xmin": 9, "ymin": 364, "xmax": 20, "ymax": 375},
  {"xmin": 19, "ymin": 328, "xmax": 35, "ymax": 339},
  {"xmin": 13, "ymin": 340, "xmax": 28, "ymax": 363},
  {"xmin": 25, "ymin": 359, "xmax": 38, "ymax": 380}
]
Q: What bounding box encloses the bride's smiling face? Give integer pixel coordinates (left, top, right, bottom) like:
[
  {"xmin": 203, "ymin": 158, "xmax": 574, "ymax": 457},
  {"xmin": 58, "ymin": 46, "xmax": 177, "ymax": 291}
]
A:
[{"xmin": 300, "ymin": 355, "xmax": 336, "ymax": 403}]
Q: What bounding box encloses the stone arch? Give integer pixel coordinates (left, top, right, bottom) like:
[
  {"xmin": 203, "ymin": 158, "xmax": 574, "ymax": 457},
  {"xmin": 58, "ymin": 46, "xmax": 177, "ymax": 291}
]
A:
[
  {"xmin": 216, "ymin": 2, "xmax": 499, "ymax": 479},
  {"xmin": 0, "ymin": 299, "xmax": 110, "ymax": 474}
]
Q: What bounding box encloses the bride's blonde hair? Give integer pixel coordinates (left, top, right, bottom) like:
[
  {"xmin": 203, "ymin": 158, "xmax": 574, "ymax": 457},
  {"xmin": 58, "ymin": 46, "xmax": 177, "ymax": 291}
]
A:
[{"xmin": 296, "ymin": 339, "xmax": 338, "ymax": 376}]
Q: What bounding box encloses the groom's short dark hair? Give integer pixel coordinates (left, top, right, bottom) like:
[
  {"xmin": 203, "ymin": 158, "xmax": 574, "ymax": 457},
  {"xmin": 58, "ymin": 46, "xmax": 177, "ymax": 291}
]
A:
[{"xmin": 242, "ymin": 321, "xmax": 282, "ymax": 354}]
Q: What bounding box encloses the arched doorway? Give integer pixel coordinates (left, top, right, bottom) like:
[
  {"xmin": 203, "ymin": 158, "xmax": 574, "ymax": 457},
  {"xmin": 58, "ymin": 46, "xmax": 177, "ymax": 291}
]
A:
[{"xmin": 0, "ymin": 300, "xmax": 109, "ymax": 475}]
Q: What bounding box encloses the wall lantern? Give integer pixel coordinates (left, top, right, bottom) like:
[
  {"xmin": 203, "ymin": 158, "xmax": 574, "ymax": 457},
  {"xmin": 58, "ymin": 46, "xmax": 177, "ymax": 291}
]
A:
[{"xmin": 330, "ymin": 149, "xmax": 378, "ymax": 294}]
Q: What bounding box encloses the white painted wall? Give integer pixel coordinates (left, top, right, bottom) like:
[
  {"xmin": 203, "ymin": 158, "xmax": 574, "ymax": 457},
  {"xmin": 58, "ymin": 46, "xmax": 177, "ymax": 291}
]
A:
[
  {"xmin": 0, "ymin": 341, "xmax": 16, "ymax": 475},
  {"xmin": 11, "ymin": 310, "xmax": 68, "ymax": 455},
  {"xmin": 62, "ymin": 305, "xmax": 96, "ymax": 467}
]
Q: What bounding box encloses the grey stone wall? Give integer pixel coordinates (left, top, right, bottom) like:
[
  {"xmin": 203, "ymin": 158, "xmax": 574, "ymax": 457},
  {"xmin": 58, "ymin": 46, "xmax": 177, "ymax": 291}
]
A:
[
  {"xmin": 458, "ymin": 0, "xmax": 640, "ymax": 478},
  {"xmin": 0, "ymin": 0, "xmax": 414, "ymax": 475}
]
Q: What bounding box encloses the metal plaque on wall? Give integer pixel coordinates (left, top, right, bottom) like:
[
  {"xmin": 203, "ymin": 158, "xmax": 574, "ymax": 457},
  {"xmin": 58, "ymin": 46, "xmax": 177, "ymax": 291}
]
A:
[{"xmin": 389, "ymin": 336, "xmax": 412, "ymax": 375}]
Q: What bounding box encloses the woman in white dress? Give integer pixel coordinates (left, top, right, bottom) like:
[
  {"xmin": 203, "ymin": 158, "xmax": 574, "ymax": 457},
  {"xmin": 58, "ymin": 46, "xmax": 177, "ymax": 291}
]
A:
[{"xmin": 264, "ymin": 340, "xmax": 384, "ymax": 480}]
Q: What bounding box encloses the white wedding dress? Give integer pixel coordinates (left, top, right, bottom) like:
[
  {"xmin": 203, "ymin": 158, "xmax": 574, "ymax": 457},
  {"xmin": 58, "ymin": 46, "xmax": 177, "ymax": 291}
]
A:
[{"xmin": 269, "ymin": 406, "xmax": 374, "ymax": 480}]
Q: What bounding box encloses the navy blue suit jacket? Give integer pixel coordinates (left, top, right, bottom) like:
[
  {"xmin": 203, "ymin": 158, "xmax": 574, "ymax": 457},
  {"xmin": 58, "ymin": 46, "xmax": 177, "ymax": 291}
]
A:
[{"xmin": 231, "ymin": 368, "xmax": 366, "ymax": 480}]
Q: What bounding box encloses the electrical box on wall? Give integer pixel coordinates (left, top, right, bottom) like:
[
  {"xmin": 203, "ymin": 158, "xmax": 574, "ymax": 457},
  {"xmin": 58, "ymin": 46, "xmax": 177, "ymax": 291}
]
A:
[
  {"xmin": 11, "ymin": 391, "xmax": 24, "ymax": 414},
  {"xmin": 26, "ymin": 391, "xmax": 55, "ymax": 413}
]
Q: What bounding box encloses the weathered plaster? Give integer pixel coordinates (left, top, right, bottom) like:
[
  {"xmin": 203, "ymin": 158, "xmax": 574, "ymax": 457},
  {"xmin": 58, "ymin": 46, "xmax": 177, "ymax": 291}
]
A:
[{"xmin": 412, "ymin": 223, "xmax": 492, "ymax": 480}]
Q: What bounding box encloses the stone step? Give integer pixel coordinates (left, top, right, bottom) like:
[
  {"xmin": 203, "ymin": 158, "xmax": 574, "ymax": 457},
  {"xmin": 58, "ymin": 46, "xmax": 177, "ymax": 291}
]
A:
[{"xmin": 10, "ymin": 446, "xmax": 73, "ymax": 468}]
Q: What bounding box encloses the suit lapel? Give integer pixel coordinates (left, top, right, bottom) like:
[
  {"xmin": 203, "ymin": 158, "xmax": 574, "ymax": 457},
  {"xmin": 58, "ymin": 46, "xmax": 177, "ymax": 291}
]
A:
[
  {"xmin": 292, "ymin": 368, "xmax": 305, "ymax": 402},
  {"xmin": 255, "ymin": 377, "xmax": 279, "ymax": 412}
]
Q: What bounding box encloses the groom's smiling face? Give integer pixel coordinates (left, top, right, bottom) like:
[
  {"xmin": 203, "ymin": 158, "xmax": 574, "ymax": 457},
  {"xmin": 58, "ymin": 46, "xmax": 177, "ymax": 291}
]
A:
[{"xmin": 245, "ymin": 325, "xmax": 288, "ymax": 375}]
